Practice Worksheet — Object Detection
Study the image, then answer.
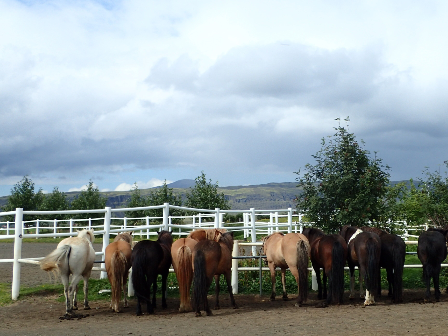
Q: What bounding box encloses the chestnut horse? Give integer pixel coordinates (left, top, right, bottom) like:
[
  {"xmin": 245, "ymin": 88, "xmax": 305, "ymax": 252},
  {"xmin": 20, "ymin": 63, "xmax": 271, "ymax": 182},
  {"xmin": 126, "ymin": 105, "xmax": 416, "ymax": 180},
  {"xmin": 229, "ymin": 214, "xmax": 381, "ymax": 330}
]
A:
[
  {"xmin": 262, "ymin": 232, "xmax": 310, "ymax": 306},
  {"xmin": 187, "ymin": 228, "xmax": 226, "ymax": 242},
  {"xmin": 302, "ymin": 228, "xmax": 347, "ymax": 305},
  {"xmin": 105, "ymin": 232, "xmax": 133, "ymax": 312},
  {"xmin": 40, "ymin": 229, "xmax": 95, "ymax": 317},
  {"xmin": 131, "ymin": 231, "xmax": 173, "ymax": 315},
  {"xmin": 418, "ymin": 228, "xmax": 448, "ymax": 302},
  {"xmin": 193, "ymin": 232, "xmax": 238, "ymax": 316},
  {"xmin": 361, "ymin": 226, "xmax": 406, "ymax": 303},
  {"xmin": 340, "ymin": 225, "xmax": 381, "ymax": 306},
  {"xmin": 171, "ymin": 237, "xmax": 198, "ymax": 312}
]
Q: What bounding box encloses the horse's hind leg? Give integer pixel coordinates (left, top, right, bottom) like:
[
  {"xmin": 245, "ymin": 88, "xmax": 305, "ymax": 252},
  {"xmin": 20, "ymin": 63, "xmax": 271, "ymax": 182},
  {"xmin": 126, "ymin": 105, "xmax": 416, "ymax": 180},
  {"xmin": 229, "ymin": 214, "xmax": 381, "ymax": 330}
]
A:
[
  {"xmin": 83, "ymin": 273, "xmax": 91, "ymax": 310},
  {"xmin": 281, "ymin": 269, "xmax": 288, "ymax": 300},
  {"xmin": 224, "ymin": 272, "xmax": 238, "ymax": 309},
  {"xmin": 161, "ymin": 270, "xmax": 169, "ymax": 309},
  {"xmin": 214, "ymin": 274, "xmax": 221, "ymax": 309},
  {"xmin": 348, "ymin": 266, "xmax": 356, "ymax": 299},
  {"xmin": 434, "ymin": 267, "xmax": 441, "ymax": 302},
  {"xmin": 123, "ymin": 272, "xmax": 129, "ymax": 308},
  {"xmin": 268, "ymin": 263, "xmax": 276, "ymax": 301},
  {"xmin": 322, "ymin": 271, "xmax": 328, "ymax": 300},
  {"xmin": 61, "ymin": 274, "xmax": 72, "ymax": 314}
]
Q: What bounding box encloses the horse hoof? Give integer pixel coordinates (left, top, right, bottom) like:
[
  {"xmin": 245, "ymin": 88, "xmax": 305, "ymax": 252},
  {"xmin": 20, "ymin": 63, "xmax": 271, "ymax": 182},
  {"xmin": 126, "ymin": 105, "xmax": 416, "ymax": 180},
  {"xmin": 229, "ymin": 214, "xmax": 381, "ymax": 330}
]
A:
[
  {"xmin": 84, "ymin": 306, "xmax": 91, "ymax": 310},
  {"xmin": 195, "ymin": 312, "xmax": 202, "ymax": 317},
  {"xmin": 233, "ymin": 304, "xmax": 239, "ymax": 309},
  {"xmin": 206, "ymin": 310, "xmax": 213, "ymax": 316},
  {"xmin": 294, "ymin": 302, "xmax": 303, "ymax": 307}
]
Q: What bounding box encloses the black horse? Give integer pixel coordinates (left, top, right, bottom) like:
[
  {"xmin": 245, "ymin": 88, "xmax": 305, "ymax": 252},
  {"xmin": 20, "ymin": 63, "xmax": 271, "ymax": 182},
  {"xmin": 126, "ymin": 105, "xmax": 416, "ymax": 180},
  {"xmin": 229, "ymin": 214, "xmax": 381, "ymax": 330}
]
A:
[
  {"xmin": 131, "ymin": 231, "xmax": 173, "ymax": 315},
  {"xmin": 418, "ymin": 228, "xmax": 448, "ymax": 302},
  {"xmin": 361, "ymin": 227, "xmax": 406, "ymax": 303}
]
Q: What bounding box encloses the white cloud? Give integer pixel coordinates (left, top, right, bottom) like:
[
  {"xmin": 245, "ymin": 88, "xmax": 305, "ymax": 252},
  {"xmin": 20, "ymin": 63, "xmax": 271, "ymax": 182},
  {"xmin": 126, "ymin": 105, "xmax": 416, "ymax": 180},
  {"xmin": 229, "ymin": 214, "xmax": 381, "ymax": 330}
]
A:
[{"xmin": 114, "ymin": 179, "xmax": 172, "ymax": 191}]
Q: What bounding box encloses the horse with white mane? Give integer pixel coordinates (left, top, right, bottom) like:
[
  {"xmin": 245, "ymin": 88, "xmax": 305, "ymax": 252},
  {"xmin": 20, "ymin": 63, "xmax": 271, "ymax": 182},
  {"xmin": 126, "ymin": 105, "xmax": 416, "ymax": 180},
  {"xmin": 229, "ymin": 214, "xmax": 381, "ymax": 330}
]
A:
[{"xmin": 39, "ymin": 229, "xmax": 96, "ymax": 317}]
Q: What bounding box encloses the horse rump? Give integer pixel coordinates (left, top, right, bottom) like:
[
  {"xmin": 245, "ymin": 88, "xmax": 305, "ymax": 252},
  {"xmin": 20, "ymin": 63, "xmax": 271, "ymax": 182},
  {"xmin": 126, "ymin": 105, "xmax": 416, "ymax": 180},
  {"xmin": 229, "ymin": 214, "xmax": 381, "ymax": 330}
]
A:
[{"xmin": 39, "ymin": 245, "xmax": 71, "ymax": 275}]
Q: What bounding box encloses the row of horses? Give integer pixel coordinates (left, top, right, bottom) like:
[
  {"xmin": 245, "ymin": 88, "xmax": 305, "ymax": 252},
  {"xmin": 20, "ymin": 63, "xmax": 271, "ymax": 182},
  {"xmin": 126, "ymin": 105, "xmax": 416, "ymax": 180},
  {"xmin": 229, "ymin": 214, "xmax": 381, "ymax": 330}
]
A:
[{"xmin": 39, "ymin": 225, "xmax": 448, "ymax": 318}]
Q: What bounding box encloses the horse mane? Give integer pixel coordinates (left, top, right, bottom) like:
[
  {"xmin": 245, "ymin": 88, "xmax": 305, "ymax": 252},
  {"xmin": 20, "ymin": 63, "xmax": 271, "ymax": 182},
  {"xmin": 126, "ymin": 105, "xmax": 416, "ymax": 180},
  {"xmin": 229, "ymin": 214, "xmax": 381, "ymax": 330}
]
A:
[
  {"xmin": 113, "ymin": 232, "xmax": 133, "ymax": 244},
  {"xmin": 158, "ymin": 230, "xmax": 173, "ymax": 245},
  {"xmin": 78, "ymin": 229, "xmax": 95, "ymax": 243},
  {"xmin": 218, "ymin": 232, "xmax": 234, "ymax": 251}
]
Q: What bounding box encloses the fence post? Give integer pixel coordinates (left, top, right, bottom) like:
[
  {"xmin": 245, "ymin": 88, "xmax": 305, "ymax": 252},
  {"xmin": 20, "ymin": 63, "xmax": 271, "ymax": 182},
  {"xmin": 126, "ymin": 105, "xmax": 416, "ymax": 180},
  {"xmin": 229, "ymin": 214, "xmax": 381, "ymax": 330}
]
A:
[
  {"xmin": 251, "ymin": 208, "xmax": 257, "ymax": 256},
  {"xmin": 214, "ymin": 208, "xmax": 220, "ymax": 229},
  {"xmin": 287, "ymin": 208, "xmax": 292, "ymax": 234},
  {"xmin": 35, "ymin": 219, "xmax": 39, "ymax": 238},
  {"xmin": 232, "ymin": 240, "xmax": 239, "ymax": 294},
  {"xmin": 101, "ymin": 207, "xmax": 111, "ymax": 279},
  {"xmin": 12, "ymin": 208, "xmax": 23, "ymax": 300},
  {"xmin": 163, "ymin": 203, "xmax": 170, "ymax": 231}
]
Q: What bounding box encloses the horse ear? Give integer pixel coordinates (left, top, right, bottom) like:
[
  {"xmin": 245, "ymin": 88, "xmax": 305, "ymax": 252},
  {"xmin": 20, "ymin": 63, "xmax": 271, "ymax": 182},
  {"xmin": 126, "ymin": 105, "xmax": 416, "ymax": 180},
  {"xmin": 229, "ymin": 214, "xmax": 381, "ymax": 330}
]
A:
[{"xmin": 228, "ymin": 231, "xmax": 234, "ymax": 237}]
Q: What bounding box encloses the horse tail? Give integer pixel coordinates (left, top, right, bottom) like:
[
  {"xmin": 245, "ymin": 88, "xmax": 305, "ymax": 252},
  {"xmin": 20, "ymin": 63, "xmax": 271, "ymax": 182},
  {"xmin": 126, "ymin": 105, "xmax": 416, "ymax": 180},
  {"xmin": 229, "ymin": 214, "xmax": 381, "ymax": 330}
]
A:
[
  {"xmin": 193, "ymin": 249, "xmax": 207, "ymax": 311},
  {"xmin": 39, "ymin": 245, "xmax": 71, "ymax": 275},
  {"xmin": 366, "ymin": 238, "xmax": 379, "ymax": 295},
  {"xmin": 178, "ymin": 245, "xmax": 193, "ymax": 309},
  {"xmin": 296, "ymin": 239, "xmax": 309, "ymax": 304},
  {"xmin": 131, "ymin": 250, "xmax": 151, "ymax": 303},
  {"xmin": 111, "ymin": 250, "xmax": 127, "ymax": 311},
  {"xmin": 329, "ymin": 240, "xmax": 345, "ymax": 304},
  {"xmin": 392, "ymin": 240, "xmax": 405, "ymax": 303}
]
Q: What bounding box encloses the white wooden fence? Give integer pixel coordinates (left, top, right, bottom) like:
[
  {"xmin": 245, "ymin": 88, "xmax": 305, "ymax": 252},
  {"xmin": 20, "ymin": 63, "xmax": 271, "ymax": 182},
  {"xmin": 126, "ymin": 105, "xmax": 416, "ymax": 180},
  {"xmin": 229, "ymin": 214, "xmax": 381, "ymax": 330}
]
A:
[{"xmin": 0, "ymin": 204, "xmax": 434, "ymax": 301}]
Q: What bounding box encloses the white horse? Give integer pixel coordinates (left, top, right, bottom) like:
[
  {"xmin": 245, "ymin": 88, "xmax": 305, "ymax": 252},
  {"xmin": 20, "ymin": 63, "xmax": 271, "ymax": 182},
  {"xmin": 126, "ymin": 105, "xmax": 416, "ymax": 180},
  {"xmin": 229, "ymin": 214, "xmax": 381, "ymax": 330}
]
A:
[{"xmin": 40, "ymin": 229, "xmax": 96, "ymax": 316}]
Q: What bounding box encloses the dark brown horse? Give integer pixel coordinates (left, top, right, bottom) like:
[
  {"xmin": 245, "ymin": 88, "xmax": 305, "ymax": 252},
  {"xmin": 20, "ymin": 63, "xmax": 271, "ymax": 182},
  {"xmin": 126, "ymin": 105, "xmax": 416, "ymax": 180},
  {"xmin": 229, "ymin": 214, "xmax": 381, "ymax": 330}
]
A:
[
  {"xmin": 171, "ymin": 237, "xmax": 198, "ymax": 312},
  {"xmin": 131, "ymin": 231, "xmax": 173, "ymax": 315},
  {"xmin": 361, "ymin": 226, "xmax": 406, "ymax": 303},
  {"xmin": 302, "ymin": 228, "xmax": 347, "ymax": 305},
  {"xmin": 105, "ymin": 232, "xmax": 133, "ymax": 312},
  {"xmin": 418, "ymin": 228, "xmax": 448, "ymax": 302},
  {"xmin": 340, "ymin": 225, "xmax": 381, "ymax": 306},
  {"xmin": 262, "ymin": 232, "xmax": 310, "ymax": 306},
  {"xmin": 192, "ymin": 232, "xmax": 237, "ymax": 316}
]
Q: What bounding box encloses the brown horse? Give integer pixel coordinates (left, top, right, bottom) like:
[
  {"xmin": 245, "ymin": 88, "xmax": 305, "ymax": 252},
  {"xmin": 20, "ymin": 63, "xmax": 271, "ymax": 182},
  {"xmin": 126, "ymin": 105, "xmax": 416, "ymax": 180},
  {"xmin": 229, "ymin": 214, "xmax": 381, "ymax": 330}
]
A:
[
  {"xmin": 361, "ymin": 226, "xmax": 406, "ymax": 303},
  {"xmin": 131, "ymin": 231, "xmax": 173, "ymax": 315},
  {"xmin": 262, "ymin": 232, "xmax": 310, "ymax": 306},
  {"xmin": 302, "ymin": 228, "xmax": 347, "ymax": 305},
  {"xmin": 192, "ymin": 231, "xmax": 237, "ymax": 316},
  {"xmin": 187, "ymin": 228, "xmax": 226, "ymax": 242},
  {"xmin": 340, "ymin": 225, "xmax": 381, "ymax": 306},
  {"xmin": 171, "ymin": 237, "xmax": 198, "ymax": 312},
  {"xmin": 105, "ymin": 232, "xmax": 133, "ymax": 312}
]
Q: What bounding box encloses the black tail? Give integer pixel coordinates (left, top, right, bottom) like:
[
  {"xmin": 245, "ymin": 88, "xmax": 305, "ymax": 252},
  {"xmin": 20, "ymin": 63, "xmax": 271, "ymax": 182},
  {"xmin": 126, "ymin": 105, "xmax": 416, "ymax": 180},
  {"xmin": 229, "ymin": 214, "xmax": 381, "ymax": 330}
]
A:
[
  {"xmin": 193, "ymin": 249, "xmax": 207, "ymax": 312},
  {"xmin": 296, "ymin": 240, "xmax": 309, "ymax": 304},
  {"xmin": 366, "ymin": 238, "xmax": 379, "ymax": 295},
  {"xmin": 329, "ymin": 240, "xmax": 345, "ymax": 304},
  {"xmin": 131, "ymin": 251, "xmax": 151, "ymax": 303}
]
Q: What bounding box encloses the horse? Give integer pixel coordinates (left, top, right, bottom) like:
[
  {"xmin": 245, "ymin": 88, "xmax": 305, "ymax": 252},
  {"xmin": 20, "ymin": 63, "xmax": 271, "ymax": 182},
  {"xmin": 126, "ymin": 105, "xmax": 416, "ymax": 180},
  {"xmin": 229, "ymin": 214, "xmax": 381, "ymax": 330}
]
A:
[
  {"xmin": 131, "ymin": 231, "xmax": 173, "ymax": 315},
  {"xmin": 262, "ymin": 232, "xmax": 310, "ymax": 307},
  {"xmin": 418, "ymin": 228, "xmax": 448, "ymax": 302},
  {"xmin": 302, "ymin": 227, "xmax": 347, "ymax": 305},
  {"xmin": 113, "ymin": 231, "xmax": 133, "ymax": 244},
  {"xmin": 193, "ymin": 231, "xmax": 238, "ymax": 316},
  {"xmin": 187, "ymin": 228, "xmax": 226, "ymax": 242},
  {"xmin": 340, "ymin": 225, "xmax": 381, "ymax": 306},
  {"xmin": 361, "ymin": 226, "xmax": 406, "ymax": 303},
  {"xmin": 105, "ymin": 232, "xmax": 133, "ymax": 312},
  {"xmin": 39, "ymin": 229, "xmax": 96, "ymax": 316},
  {"xmin": 171, "ymin": 237, "xmax": 198, "ymax": 312}
]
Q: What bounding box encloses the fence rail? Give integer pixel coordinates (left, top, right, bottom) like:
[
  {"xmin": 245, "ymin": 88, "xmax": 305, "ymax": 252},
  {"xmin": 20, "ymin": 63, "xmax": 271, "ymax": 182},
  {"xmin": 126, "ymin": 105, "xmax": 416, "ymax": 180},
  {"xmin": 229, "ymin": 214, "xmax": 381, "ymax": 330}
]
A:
[{"xmin": 0, "ymin": 204, "xmax": 433, "ymax": 300}]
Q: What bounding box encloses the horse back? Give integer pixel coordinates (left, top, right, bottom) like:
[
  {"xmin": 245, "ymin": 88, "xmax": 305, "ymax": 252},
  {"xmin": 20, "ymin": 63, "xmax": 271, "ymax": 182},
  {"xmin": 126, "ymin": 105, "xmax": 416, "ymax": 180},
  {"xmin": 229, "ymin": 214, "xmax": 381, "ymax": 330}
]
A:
[
  {"xmin": 351, "ymin": 232, "xmax": 380, "ymax": 264},
  {"xmin": 132, "ymin": 240, "xmax": 164, "ymax": 268},
  {"xmin": 281, "ymin": 233, "xmax": 310, "ymax": 266},
  {"xmin": 418, "ymin": 231, "xmax": 448, "ymax": 265}
]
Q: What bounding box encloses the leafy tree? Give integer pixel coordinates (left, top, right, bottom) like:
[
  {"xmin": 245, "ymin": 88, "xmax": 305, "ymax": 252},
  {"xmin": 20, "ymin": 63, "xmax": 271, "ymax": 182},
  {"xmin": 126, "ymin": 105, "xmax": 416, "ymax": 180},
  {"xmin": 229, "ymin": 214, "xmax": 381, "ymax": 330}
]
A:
[
  {"xmin": 295, "ymin": 125, "xmax": 390, "ymax": 233},
  {"xmin": 39, "ymin": 187, "xmax": 70, "ymax": 220},
  {"xmin": 147, "ymin": 180, "xmax": 184, "ymax": 221},
  {"xmin": 185, "ymin": 172, "xmax": 230, "ymax": 211},
  {"xmin": 70, "ymin": 181, "xmax": 107, "ymax": 218},
  {"xmin": 418, "ymin": 163, "xmax": 448, "ymax": 227},
  {"xmin": 2, "ymin": 176, "xmax": 44, "ymax": 221}
]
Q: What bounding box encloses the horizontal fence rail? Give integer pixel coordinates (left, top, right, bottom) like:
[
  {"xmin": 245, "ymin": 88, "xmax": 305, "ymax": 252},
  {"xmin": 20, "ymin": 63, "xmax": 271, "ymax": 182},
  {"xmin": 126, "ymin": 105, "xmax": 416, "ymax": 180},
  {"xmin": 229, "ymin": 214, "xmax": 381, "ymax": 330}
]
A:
[{"xmin": 0, "ymin": 204, "xmax": 436, "ymax": 300}]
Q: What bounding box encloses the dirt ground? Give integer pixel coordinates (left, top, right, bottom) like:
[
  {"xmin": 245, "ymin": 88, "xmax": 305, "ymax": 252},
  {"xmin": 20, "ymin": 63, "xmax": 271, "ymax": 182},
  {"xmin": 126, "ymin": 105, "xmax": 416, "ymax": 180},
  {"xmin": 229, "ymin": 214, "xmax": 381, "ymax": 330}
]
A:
[{"xmin": 1, "ymin": 243, "xmax": 448, "ymax": 336}]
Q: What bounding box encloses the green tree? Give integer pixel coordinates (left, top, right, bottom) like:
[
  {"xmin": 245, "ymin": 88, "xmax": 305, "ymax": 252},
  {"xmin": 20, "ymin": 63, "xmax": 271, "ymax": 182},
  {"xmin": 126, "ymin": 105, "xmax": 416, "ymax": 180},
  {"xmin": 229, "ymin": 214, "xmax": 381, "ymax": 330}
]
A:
[
  {"xmin": 39, "ymin": 187, "xmax": 70, "ymax": 220},
  {"xmin": 185, "ymin": 172, "xmax": 230, "ymax": 211},
  {"xmin": 70, "ymin": 181, "xmax": 107, "ymax": 218},
  {"xmin": 295, "ymin": 125, "xmax": 390, "ymax": 233},
  {"xmin": 2, "ymin": 176, "xmax": 44, "ymax": 221},
  {"xmin": 147, "ymin": 180, "xmax": 184, "ymax": 221}
]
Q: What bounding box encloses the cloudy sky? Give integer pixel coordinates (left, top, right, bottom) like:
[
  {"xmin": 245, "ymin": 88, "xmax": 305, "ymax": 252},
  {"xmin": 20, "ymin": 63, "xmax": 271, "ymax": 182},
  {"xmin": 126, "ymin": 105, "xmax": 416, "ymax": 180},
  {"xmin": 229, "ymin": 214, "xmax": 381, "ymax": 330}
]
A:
[{"xmin": 1, "ymin": 0, "xmax": 448, "ymax": 197}]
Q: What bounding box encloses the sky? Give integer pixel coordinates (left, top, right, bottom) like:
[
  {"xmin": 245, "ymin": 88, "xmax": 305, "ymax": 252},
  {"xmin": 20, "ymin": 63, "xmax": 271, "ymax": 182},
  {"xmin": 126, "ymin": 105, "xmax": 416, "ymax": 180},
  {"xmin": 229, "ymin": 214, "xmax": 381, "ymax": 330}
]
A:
[{"xmin": 1, "ymin": 0, "xmax": 448, "ymax": 197}]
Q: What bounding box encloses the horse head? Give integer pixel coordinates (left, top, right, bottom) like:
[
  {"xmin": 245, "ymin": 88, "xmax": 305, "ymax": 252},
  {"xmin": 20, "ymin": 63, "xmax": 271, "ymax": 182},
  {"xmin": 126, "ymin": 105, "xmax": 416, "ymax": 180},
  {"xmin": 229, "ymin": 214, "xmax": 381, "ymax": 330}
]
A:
[
  {"xmin": 78, "ymin": 229, "xmax": 95, "ymax": 243},
  {"xmin": 158, "ymin": 230, "xmax": 173, "ymax": 246},
  {"xmin": 219, "ymin": 231, "xmax": 234, "ymax": 251}
]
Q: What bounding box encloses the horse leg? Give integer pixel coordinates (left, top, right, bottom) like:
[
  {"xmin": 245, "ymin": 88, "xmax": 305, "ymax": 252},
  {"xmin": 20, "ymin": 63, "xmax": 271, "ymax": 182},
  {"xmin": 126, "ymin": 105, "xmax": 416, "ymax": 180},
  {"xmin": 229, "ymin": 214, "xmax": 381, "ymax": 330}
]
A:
[
  {"xmin": 423, "ymin": 265, "xmax": 431, "ymax": 302},
  {"xmin": 161, "ymin": 270, "xmax": 169, "ymax": 309},
  {"xmin": 204, "ymin": 277, "xmax": 213, "ymax": 316},
  {"xmin": 268, "ymin": 262, "xmax": 276, "ymax": 301},
  {"xmin": 123, "ymin": 271, "xmax": 129, "ymax": 308},
  {"xmin": 281, "ymin": 269, "xmax": 288, "ymax": 300},
  {"xmin": 349, "ymin": 266, "xmax": 356, "ymax": 299},
  {"xmin": 82, "ymin": 273, "xmax": 91, "ymax": 310},
  {"xmin": 72, "ymin": 283, "xmax": 78, "ymax": 310},
  {"xmin": 61, "ymin": 274, "xmax": 72, "ymax": 314},
  {"xmin": 150, "ymin": 275, "xmax": 157, "ymax": 313},
  {"xmin": 359, "ymin": 267, "xmax": 365, "ymax": 299},
  {"xmin": 314, "ymin": 266, "xmax": 323, "ymax": 300},
  {"xmin": 68, "ymin": 274, "xmax": 83, "ymax": 315},
  {"xmin": 289, "ymin": 266, "xmax": 303, "ymax": 306},
  {"xmin": 386, "ymin": 267, "xmax": 394, "ymax": 298},
  {"xmin": 322, "ymin": 271, "xmax": 328, "ymax": 300},
  {"xmin": 214, "ymin": 274, "xmax": 221, "ymax": 309},
  {"xmin": 224, "ymin": 272, "xmax": 238, "ymax": 309},
  {"xmin": 434, "ymin": 267, "xmax": 441, "ymax": 302}
]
